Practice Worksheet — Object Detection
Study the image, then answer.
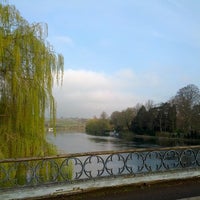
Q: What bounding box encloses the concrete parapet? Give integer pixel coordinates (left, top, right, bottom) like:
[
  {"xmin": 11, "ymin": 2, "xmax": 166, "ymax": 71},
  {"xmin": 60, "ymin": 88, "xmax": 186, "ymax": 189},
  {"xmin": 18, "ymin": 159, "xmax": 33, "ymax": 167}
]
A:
[{"xmin": 0, "ymin": 168, "xmax": 200, "ymax": 200}]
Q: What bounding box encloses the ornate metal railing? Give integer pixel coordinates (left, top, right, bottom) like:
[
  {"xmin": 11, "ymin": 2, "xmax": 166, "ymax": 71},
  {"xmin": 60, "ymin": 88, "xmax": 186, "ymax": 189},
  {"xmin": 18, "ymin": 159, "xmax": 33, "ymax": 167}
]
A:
[{"xmin": 0, "ymin": 146, "xmax": 200, "ymax": 189}]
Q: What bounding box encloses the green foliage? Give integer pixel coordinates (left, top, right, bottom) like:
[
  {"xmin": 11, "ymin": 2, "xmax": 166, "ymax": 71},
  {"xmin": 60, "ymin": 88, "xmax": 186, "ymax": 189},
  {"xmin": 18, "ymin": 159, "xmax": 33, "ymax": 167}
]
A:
[
  {"xmin": 132, "ymin": 103, "xmax": 177, "ymax": 136},
  {"xmin": 109, "ymin": 85, "xmax": 200, "ymax": 139},
  {"xmin": 0, "ymin": 3, "xmax": 63, "ymax": 158},
  {"xmin": 131, "ymin": 85, "xmax": 200, "ymax": 138},
  {"xmin": 85, "ymin": 118, "xmax": 111, "ymax": 136},
  {"xmin": 131, "ymin": 106, "xmax": 153, "ymax": 135},
  {"xmin": 0, "ymin": 158, "xmax": 73, "ymax": 188},
  {"xmin": 110, "ymin": 108, "xmax": 136, "ymax": 132}
]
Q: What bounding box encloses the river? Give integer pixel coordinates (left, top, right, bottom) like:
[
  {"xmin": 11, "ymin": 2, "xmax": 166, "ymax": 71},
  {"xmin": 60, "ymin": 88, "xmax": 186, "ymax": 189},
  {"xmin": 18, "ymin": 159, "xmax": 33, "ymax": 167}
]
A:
[{"xmin": 46, "ymin": 132, "xmax": 199, "ymax": 154}]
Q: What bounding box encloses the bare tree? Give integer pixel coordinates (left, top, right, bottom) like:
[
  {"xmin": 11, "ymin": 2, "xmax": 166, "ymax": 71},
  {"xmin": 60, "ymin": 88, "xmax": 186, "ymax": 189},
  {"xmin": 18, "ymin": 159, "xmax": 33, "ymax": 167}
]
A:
[{"xmin": 173, "ymin": 84, "xmax": 200, "ymax": 134}]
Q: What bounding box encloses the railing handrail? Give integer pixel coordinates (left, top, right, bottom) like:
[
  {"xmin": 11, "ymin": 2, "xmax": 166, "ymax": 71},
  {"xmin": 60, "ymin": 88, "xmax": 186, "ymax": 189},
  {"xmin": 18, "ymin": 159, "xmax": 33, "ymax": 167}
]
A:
[
  {"xmin": 1, "ymin": 145, "xmax": 200, "ymax": 163},
  {"xmin": 0, "ymin": 145, "xmax": 200, "ymax": 189}
]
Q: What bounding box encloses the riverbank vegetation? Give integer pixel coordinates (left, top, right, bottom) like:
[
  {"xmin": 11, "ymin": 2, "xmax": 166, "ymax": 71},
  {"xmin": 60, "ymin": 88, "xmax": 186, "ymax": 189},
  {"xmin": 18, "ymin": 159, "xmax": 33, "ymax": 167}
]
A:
[
  {"xmin": 85, "ymin": 84, "xmax": 200, "ymax": 140},
  {"xmin": 46, "ymin": 118, "xmax": 87, "ymax": 132},
  {"xmin": 85, "ymin": 112, "xmax": 111, "ymax": 136}
]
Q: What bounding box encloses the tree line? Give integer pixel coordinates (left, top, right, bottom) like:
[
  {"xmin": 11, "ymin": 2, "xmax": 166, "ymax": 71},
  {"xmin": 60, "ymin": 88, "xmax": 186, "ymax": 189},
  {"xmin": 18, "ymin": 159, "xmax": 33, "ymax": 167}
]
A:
[{"xmin": 86, "ymin": 84, "xmax": 200, "ymax": 139}]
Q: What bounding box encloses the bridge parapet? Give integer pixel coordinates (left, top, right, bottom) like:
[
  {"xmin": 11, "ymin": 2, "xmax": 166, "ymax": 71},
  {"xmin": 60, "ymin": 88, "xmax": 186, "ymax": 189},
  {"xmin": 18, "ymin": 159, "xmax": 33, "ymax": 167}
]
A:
[{"xmin": 0, "ymin": 146, "xmax": 200, "ymax": 189}]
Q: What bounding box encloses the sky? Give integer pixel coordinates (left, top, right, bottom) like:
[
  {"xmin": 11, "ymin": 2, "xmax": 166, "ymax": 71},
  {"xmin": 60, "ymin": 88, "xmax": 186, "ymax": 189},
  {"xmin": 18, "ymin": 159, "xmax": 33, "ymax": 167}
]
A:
[{"xmin": 8, "ymin": 0, "xmax": 200, "ymax": 118}]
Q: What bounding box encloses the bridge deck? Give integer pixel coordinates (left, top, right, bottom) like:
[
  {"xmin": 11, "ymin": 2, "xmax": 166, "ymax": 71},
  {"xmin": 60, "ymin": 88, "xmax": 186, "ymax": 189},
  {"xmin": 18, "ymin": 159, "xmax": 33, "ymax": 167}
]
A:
[
  {"xmin": 0, "ymin": 168, "xmax": 200, "ymax": 200},
  {"xmin": 47, "ymin": 177, "xmax": 200, "ymax": 200}
]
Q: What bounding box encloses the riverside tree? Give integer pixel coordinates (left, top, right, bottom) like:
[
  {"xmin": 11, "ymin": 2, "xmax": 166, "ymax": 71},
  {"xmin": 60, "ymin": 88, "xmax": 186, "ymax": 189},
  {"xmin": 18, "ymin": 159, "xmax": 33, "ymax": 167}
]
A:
[
  {"xmin": 0, "ymin": 3, "xmax": 63, "ymax": 158},
  {"xmin": 85, "ymin": 112, "xmax": 111, "ymax": 136},
  {"xmin": 172, "ymin": 84, "xmax": 200, "ymax": 135},
  {"xmin": 110, "ymin": 108, "xmax": 136, "ymax": 132}
]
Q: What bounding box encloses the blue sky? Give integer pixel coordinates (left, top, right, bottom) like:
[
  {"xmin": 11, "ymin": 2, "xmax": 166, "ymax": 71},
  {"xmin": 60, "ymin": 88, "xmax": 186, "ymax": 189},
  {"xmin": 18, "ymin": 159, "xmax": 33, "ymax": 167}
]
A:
[{"xmin": 8, "ymin": 0, "xmax": 200, "ymax": 118}]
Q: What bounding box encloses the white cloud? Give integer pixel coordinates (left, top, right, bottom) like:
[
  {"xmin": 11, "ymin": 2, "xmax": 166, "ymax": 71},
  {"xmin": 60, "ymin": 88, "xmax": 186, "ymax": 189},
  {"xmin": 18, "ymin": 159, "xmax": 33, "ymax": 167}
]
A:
[
  {"xmin": 53, "ymin": 64, "xmax": 200, "ymax": 118},
  {"xmin": 115, "ymin": 69, "xmax": 136, "ymax": 80},
  {"xmin": 53, "ymin": 68, "xmax": 164, "ymax": 118}
]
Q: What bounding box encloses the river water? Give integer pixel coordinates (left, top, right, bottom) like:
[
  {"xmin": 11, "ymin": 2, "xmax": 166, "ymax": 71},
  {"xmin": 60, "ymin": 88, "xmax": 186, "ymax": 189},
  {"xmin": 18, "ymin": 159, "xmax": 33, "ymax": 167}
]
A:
[{"xmin": 46, "ymin": 132, "xmax": 199, "ymax": 154}]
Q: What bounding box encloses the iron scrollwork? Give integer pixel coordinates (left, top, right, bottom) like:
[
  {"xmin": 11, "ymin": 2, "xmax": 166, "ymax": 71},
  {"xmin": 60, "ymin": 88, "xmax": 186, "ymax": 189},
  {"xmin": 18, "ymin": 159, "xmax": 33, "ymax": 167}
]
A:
[
  {"xmin": 105, "ymin": 153, "xmax": 126, "ymax": 176},
  {"xmin": 0, "ymin": 146, "xmax": 200, "ymax": 189}
]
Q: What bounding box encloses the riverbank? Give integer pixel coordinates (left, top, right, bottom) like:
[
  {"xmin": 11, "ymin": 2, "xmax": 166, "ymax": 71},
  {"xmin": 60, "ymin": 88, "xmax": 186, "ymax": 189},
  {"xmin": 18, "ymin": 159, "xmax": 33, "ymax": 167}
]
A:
[
  {"xmin": 132, "ymin": 133, "xmax": 200, "ymax": 143},
  {"xmin": 116, "ymin": 131, "xmax": 200, "ymax": 148},
  {"xmin": 45, "ymin": 118, "xmax": 87, "ymax": 133},
  {"xmin": 51, "ymin": 132, "xmax": 200, "ymax": 144}
]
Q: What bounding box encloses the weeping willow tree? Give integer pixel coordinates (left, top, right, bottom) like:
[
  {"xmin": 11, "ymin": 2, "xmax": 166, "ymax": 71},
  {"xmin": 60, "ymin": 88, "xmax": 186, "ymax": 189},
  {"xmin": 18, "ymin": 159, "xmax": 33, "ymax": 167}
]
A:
[{"xmin": 0, "ymin": 2, "xmax": 64, "ymax": 158}]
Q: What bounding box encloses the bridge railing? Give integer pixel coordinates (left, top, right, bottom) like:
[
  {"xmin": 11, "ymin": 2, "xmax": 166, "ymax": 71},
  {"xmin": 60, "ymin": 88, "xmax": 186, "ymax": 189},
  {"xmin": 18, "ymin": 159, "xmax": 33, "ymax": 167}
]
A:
[{"xmin": 0, "ymin": 146, "xmax": 200, "ymax": 189}]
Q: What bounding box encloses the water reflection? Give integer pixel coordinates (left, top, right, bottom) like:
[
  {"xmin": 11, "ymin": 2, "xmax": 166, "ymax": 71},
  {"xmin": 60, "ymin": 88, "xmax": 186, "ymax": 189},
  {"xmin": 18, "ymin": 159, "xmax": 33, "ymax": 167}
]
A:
[
  {"xmin": 88, "ymin": 135, "xmax": 117, "ymax": 143},
  {"xmin": 46, "ymin": 132, "xmax": 199, "ymax": 154},
  {"xmin": 134, "ymin": 137, "xmax": 199, "ymax": 147}
]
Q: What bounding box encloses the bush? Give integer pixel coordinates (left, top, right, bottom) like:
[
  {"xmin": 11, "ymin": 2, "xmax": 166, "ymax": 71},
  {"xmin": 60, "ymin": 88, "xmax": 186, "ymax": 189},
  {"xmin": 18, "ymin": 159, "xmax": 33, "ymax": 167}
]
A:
[{"xmin": 85, "ymin": 118, "xmax": 111, "ymax": 136}]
